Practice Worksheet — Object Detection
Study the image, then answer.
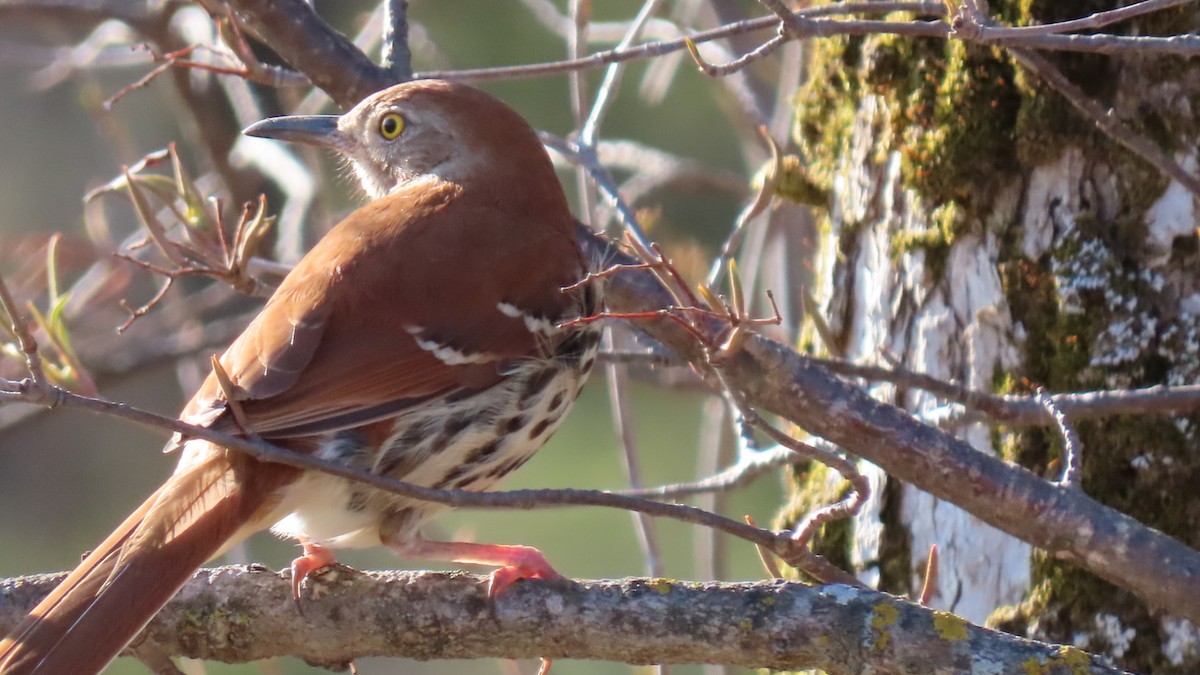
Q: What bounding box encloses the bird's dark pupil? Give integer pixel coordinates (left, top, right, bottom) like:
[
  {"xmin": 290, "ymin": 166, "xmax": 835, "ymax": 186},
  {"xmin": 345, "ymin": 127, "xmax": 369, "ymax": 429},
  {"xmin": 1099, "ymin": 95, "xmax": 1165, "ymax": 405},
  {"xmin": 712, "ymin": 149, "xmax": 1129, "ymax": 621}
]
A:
[{"xmin": 383, "ymin": 118, "xmax": 396, "ymax": 135}]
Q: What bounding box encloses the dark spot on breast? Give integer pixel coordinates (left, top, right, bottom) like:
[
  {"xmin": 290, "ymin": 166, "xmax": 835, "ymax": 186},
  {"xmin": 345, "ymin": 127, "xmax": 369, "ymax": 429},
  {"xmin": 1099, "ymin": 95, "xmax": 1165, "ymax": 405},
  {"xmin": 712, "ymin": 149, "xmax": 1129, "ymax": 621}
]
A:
[
  {"xmin": 526, "ymin": 416, "xmax": 552, "ymax": 440},
  {"xmin": 486, "ymin": 458, "xmax": 523, "ymax": 480},
  {"xmin": 520, "ymin": 368, "xmax": 557, "ymax": 404},
  {"xmin": 501, "ymin": 414, "xmax": 528, "ymax": 435},
  {"xmin": 390, "ymin": 422, "xmax": 428, "ymax": 454},
  {"xmin": 443, "ymin": 411, "xmax": 474, "ymax": 438},
  {"xmin": 433, "ymin": 464, "xmax": 470, "ymax": 489},
  {"xmin": 378, "ymin": 431, "xmax": 452, "ymax": 478},
  {"xmin": 466, "ymin": 439, "xmax": 502, "ymax": 465},
  {"xmin": 554, "ymin": 326, "xmax": 601, "ymax": 367},
  {"xmin": 347, "ymin": 490, "xmax": 369, "ymax": 512},
  {"xmin": 450, "ymin": 475, "xmax": 478, "ymax": 490},
  {"xmin": 547, "ymin": 391, "xmax": 565, "ymax": 411}
]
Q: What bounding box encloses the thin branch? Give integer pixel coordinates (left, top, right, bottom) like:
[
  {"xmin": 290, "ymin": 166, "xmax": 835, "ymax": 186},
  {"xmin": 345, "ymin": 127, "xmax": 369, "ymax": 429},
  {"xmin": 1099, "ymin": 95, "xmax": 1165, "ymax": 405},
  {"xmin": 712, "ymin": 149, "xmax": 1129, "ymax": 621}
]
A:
[
  {"xmin": 684, "ymin": 32, "xmax": 786, "ymax": 77},
  {"xmin": 748, "ymin": 411, "xmax": 869, "ymax": 549},
  {"xmin": 568, "ymin": 0, "xmax": 593, "ymax": 225},
  {"xmin": 381, "ymin": 0, "xmax": 411, "ymax": 82},
  {"xmin": 1010, "ymin": 46, "xmax": 1200, "ymax": 200},
  {"xmin": 1038, "ymin": 388, "xmax": 1083, "ymax": 489},
  {"xmin": 415, "ymin": 6, "xmax": 1200, "ymax": 85},
  {"xmin": 604, "ymin": 329, "xmax": 665, "ymax": 577},
  {"xmin": 693, "ymin": 396, "xmax": 731, "ymax": 589},
  {"xmin": 810, "ymin": 356, "xmax": 1200, "ymax": 425},
  {"xmin": 619, "ymin": 444, "xmax": 796, "ymax": 500},
  {"xmin": 0, "ymin": 373, "xmax": 844, "ymax": 579},
  {"xmin": 416, "ymin": 2, "xmax": 947, "ymax": 83},
  {"xmin": 706, "ymin": 127, "xmax": 780, "ymax": 287},
  {"xmin": 959, "ymin": 0, "xmax": 1195, "ymax": 39},
  {"xmin": 542, "ymin": 134, "xmax": 658, "ymax": 263},
  {"xmin": 0, "ymin": 276, "xmax": 52, "ymax": 402},
  {"xmin": 595, "ymin": 348, "xmax": 678, "ymax": 367},
  {"xmin": 579, "ymin": 0, "xmax": 663, "ymax": 145}
]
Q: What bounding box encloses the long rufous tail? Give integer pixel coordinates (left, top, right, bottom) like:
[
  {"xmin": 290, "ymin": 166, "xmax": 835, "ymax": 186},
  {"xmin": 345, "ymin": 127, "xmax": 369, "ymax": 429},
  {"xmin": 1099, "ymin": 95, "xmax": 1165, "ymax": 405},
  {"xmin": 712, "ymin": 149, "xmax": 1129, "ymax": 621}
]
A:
[{"xmin": 0, "ymin": 453, "xmax": 290, "ymax": 674}]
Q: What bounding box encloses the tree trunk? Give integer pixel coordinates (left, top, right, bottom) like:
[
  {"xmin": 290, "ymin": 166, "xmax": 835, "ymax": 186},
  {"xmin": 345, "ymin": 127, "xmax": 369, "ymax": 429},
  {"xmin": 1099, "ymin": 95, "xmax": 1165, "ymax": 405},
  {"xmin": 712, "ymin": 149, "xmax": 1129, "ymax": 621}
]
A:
[{"xmin": 784, "ymin": 3, "xmax": 1200, "ymax": 672}]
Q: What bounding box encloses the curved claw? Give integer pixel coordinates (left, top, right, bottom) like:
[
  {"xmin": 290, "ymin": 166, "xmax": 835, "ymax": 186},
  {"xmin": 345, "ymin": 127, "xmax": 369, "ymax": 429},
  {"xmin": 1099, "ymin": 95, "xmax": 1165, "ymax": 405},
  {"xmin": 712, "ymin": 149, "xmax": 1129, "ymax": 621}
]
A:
[
  {"xmin": 487, "ymin": 558, "xmax": 562, "ymax": 599},
  {"xmin": 289, "ymin": 542, "xmax": 337, "ymax": 613}
]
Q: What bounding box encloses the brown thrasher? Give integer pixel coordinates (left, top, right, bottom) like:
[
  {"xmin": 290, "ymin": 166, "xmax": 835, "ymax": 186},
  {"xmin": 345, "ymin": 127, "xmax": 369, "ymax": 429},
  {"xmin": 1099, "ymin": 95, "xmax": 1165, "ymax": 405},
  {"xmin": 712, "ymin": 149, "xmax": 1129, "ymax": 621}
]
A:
[{"xmin": 0, "ymin": 80, "xmax": 601, "ymax": 674}]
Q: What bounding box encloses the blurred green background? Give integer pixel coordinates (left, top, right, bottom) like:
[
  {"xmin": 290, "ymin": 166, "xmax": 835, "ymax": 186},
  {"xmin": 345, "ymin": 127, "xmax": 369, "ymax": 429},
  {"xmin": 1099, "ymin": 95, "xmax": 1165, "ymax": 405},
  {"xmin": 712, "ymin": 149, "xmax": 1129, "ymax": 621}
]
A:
[{"xmin": 0, "ymin": 1, "xmax": 786, "ymax": 673}]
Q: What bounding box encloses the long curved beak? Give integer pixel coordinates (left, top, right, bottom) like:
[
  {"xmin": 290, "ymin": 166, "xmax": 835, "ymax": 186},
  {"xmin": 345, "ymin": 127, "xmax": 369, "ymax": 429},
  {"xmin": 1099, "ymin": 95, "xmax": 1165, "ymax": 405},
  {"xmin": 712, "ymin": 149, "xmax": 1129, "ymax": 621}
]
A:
[{"xmin": 243, "ymin": 115, "xmax": 349, "ymax": 151}]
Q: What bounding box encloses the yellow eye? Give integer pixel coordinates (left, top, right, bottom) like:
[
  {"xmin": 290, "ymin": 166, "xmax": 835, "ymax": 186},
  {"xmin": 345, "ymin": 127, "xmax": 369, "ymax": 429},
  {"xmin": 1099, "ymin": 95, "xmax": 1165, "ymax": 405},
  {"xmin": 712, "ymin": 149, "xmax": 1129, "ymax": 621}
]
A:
[{"xmin": 379, "ymin": 112, "xmax": 405, "ymax": 140}]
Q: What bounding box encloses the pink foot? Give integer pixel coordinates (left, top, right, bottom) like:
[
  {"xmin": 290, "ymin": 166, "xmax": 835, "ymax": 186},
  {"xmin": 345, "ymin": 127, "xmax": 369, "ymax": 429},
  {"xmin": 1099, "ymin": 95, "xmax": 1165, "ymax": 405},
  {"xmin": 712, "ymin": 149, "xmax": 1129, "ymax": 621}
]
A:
[
  {"xmin": 289, "ymin": 541, "xmax": 337, "ymax": 609},
  {"xmin": 485, "ymin": 547, "xmax": 562, "ymax": 598},
  {"xmin": 390, "ymin": 540, "xmax": 563, "ymax": 598}
]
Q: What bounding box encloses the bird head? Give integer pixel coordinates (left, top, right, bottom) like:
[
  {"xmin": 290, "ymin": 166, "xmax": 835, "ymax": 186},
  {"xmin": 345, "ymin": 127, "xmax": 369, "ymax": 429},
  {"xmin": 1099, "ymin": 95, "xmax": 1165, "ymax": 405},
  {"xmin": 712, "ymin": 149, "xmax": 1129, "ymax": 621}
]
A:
[{"xmin": 245, "ymin": 80, "xmax": 554, "ymax": 201}]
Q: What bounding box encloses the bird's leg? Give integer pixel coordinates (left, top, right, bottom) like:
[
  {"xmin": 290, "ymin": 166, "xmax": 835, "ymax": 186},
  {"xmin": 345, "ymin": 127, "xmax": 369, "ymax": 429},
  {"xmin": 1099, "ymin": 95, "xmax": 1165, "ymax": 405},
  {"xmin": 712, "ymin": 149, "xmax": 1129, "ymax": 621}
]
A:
[
  {"xmin": 289, "ymin": 539, "xmax": 337, "ymax": 606},
  {"xmin": 391, "ymin": 539, "xmax": 562, "ymax": 598}
]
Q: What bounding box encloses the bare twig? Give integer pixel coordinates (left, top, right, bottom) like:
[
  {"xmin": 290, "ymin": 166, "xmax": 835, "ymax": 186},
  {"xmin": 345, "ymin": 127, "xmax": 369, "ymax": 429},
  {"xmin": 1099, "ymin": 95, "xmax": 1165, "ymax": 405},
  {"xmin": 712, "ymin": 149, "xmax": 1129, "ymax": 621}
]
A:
[
  {"xmin": 0, "ymin": 371, "xmax": 837, "ymax": 576},
  {"xmin": 0, "ymin": 275, "xmax": 52, "ymax": 403},
  {"xmin": 917, "ymin": 545, "xmax": 939, "ymax": 606},
  {"xmin": 1038, "ymin": 388, "xmax": 1083, "ymax": 488},
  {"xmin": 744, "ymin": 515, "xmax": 785, "ymax": 579},
  {"xmin": 693, "ymin": 396, "xmax": 731, "ymax": 590},
  {"xmin": 604, "ymin": 328, "xmax": 664, "ymax": 577},
  {"xmin": 381, "ymin": 0, "xmax": 412, "ymax": 82},
  {"xmin": 706, "ymin": 127, "xmax": 781, "ymax": 287},
  {"xmin": 1010, "ymin": 46, "xmax": 1200, "ymax": 200},
  {"xmin": 683, "ymin": 32, "xmax": 787, "ymax": 77},
  {"xmin": 931, "ymin": 0, "xmax": 1200, "ymax": 206},
  {"xmin": 579, "ymin": 0, "xmax": 663, "ymax": 145},
  {"xmin": 958, "ymin": 0, "xmax": 1194, "ymax": 40},
  {"xmin": 595, "ymin": 348, "xmax": 678, "ymax": 367},
  {"xmin": 810, "ymin": 356, "xmax": 1200, "ymax": 425},
  {"xmin": 417, "ymin": 3, "xmax": 946, "ymax": 83},
  {"xmin": 744, "ymin": 410, "xmax": 869, "ymax": 549},
  {"xmin": 618, "ymin": 441, "xmax": 796, "ymax": 500}
]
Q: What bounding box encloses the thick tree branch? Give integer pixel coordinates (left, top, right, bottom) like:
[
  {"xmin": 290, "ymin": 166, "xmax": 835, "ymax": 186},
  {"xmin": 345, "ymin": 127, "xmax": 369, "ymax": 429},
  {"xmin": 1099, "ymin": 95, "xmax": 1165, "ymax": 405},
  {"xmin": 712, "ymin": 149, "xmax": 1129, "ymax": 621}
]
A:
[{"xmin": 0, "ymin": 567, "xmax": 1124, "ymax": 674}]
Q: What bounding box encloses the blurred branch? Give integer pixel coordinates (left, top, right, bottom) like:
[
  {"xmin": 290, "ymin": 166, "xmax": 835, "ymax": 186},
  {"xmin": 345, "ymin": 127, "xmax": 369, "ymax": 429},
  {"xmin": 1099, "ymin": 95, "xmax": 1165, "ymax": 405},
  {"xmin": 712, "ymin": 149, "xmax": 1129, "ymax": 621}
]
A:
[
  {"xmin": 809, "ymin": 356, "xmax": 1200, "ymax": 426},
  {"xmin": 420, "ymin": 2, "xmax": 946, "ymax": 83},
  {"xmin": 0, "ymin": 568, "xmax": 1123, "ymax": 673},
  {"xmin": 620, "ymin": 443, "xmax": 794, "ymax": 500},
  {"xmin": 381, "ymin": 0, "xmax": 412, "ymax": 81},
  {"xmin": 0, "ymin": 0, "xmax": 161, "ymax": 27},
  {"xmin": 0, "ymin": 343, "xmax": 857, "ymax": 585},
  {"xmin": 604, "ymin": 328, "xmax": 664, "ymax": 577},
  {"xmin": 209, "ymin": 0, "xmax": 393, "ymax": 107}
]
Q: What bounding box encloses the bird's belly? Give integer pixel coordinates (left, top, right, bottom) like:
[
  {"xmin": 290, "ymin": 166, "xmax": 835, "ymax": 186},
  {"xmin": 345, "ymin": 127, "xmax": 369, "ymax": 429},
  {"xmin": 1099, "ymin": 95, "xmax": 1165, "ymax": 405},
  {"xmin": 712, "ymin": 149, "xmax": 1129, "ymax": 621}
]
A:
[
  {"xmin": 270, "ymin": 471, "xmax": 384, "ymax": 548},
  {"xmin": 268, "ymin": 354, "xmax": 595, "ymax": 549}
]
